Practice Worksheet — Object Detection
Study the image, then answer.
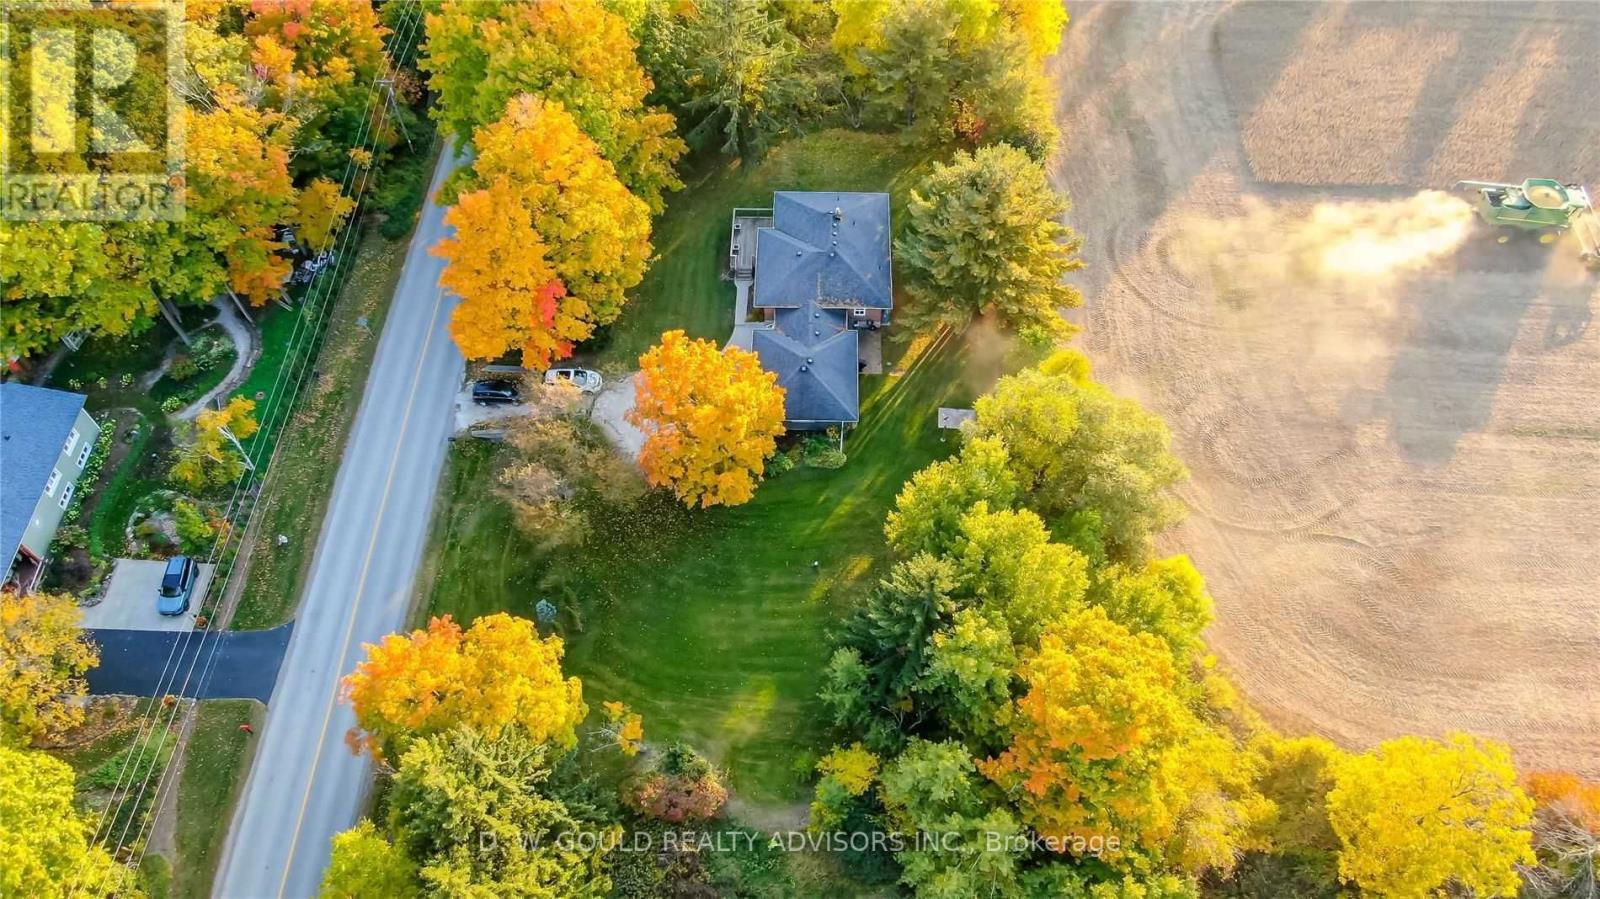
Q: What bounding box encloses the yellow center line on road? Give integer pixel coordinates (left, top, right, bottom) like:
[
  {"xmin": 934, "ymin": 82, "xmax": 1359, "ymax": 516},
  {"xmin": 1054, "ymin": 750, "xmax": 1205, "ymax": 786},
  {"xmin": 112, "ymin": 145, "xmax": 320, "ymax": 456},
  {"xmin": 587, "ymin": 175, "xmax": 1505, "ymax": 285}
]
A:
[{"xmin": 273, "ymin": 279, "xmax": 449, "ymax": 899}]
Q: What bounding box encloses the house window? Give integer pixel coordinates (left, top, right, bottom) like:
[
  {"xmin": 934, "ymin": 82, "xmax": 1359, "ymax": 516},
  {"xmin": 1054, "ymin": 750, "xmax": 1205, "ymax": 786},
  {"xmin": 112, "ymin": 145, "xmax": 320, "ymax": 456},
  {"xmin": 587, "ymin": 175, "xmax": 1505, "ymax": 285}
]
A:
[
  {"xmin": 45, "ymin": 469, "xmax": 60, "ymax": 495},
  {"xmin": 76, "ymin": 440, "xmax": 92, "ymax": 468},
  {"xmin": 58, "ymin": 482, "xmax": 74, "ymax": 510},
  {"xmin": 852, "ymin": 308, "xmax": 867, "ymax": 318},
  {"xmin": 63, "ymin": 429, "xmax": 79, "ymax": 456}
]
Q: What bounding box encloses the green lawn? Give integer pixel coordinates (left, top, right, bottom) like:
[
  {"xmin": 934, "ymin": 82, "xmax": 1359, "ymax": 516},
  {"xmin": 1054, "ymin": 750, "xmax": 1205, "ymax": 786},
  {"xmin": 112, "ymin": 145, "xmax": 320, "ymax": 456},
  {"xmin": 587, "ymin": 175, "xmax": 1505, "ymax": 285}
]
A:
[
  {"xmin": 420, "ymin": 129, "xmax": 1025, "ymax": 806},
  {"xmin": 590, "ymin": 130, "xmax": 935, "ymax": 368},
  {"xmin": 230, "ymin": 227, "xmax": 415, "ymax": 630},
  {"xmin": 426, "ymin": 328, "xmax": 1005, "ymax": 805},
  {"xmin": 231, "ymin": 305, "xmax": 300, "ymax": 408},
  {"xmin": 171, "ymin": 700, "xmax": 262, "ymax": 899}
]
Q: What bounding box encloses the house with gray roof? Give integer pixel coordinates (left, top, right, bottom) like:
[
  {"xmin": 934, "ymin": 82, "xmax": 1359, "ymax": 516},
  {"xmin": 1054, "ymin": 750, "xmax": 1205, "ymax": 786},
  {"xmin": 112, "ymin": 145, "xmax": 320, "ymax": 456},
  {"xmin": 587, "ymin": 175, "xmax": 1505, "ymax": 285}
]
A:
[
  {"xmin": 739, "ymin": 191, "xmax": 892, "ymax": 430},
  {"xmin": 2, "ymin": 383, "xmax": 100, "ymax": 594}
]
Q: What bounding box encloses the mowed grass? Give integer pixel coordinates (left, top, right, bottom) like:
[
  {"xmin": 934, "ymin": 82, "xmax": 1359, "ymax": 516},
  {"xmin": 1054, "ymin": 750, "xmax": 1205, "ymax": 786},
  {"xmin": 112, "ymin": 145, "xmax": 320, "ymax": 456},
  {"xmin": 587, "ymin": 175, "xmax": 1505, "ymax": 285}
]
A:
[
  {"xmin": 420, "ymin": 129, "xmax": 1024, "ymax": 806},
  {"xmin": 591, "ymin": 130, "xmax": 934, "ymax": 368},
  {"xmin": 230, "ymin": 228, "xmax": 412, "ymax": 630},
  {"xmin": 424, "ymin": 328, "xmax": 1000, "ymax": 804},
  {"xmin": 171, "ymin": 700, "xmax": 262, "ymax": 899}
]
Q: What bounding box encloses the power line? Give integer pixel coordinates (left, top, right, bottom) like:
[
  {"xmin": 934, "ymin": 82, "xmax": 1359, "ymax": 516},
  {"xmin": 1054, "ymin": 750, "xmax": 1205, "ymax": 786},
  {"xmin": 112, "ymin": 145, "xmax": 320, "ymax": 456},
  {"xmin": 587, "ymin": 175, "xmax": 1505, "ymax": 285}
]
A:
[{"xmin": 75, "ymin": 4, "xmax": 428, "ymax": 881}]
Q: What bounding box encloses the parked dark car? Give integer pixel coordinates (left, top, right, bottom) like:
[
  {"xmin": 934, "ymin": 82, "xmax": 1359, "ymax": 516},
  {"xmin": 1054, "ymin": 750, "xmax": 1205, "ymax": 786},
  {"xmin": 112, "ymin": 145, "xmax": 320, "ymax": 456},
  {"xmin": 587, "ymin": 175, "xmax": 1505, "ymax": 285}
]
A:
[
  {"xmin": 158, "ymin": 556, "xmax": 198, "ymax": 616},
  {"xmin": 471, "ymin": 379, "xmax": 520, "ymax": 405}
]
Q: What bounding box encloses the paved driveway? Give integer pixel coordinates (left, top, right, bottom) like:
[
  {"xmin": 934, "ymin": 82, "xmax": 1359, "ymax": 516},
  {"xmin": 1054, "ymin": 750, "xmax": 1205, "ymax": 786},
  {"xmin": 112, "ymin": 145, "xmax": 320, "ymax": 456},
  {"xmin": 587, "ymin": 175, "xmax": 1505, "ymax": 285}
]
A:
[
  {"xmin": 87, "ymin": 624, "xmax": 293, "ymax": 703},
  {"xmin": 590, "ymin": 374, "xmax": 644, "ymax": 459},
  {"xmin": 452, "ymin": 385, "xmax": 529, "ymax": 433},
  {"xmin": 78, "ymin": 559, "xmax": 215, "ymax": 632}
]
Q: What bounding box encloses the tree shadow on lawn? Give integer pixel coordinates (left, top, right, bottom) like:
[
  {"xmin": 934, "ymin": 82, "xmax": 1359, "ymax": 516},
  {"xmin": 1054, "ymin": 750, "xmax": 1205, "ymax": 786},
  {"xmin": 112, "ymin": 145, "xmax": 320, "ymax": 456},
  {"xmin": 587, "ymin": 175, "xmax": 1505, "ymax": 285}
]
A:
[{"xmin": 556, "ymin": 327, "xmax": 1014, "ymax": 805}]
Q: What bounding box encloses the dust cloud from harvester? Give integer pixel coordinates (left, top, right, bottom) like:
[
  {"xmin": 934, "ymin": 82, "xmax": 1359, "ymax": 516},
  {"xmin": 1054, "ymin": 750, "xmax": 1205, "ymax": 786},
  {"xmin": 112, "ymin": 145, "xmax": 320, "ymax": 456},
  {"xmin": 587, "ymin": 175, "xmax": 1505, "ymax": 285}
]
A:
[{"xmin": 1174, "ymin": 191, "xmax": 1478, "ymax": 294}]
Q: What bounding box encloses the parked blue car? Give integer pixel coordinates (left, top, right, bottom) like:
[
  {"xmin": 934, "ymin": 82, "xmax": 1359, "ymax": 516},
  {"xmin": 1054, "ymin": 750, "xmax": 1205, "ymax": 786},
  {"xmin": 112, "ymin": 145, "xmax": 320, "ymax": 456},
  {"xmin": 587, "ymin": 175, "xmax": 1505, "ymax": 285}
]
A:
[{"xmin": 158, "ymin": 556, "xmax": 198, "ymax": 616}]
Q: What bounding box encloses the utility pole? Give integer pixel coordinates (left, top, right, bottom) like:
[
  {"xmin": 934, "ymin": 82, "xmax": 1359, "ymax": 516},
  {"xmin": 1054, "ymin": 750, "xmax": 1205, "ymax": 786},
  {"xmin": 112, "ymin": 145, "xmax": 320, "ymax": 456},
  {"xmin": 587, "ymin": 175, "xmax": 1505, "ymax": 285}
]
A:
[{"xmin": 377, "ymin": 78, "xmax": 414, "ymax": 152}]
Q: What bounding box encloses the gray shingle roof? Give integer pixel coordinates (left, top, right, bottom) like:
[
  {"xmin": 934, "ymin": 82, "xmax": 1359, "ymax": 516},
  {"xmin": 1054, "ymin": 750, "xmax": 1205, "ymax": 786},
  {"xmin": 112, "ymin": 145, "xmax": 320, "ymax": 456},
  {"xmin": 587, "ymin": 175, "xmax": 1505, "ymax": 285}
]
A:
[
  {"xmin": 752, "ymin": 304, "xmax": 860, "ymax": 425},
  {"xmin": 754, "ymin": 192, "xmax": 892, "ymax": 310},
  {"xmin": 2, "ymin": 383, "xmax": 88, "ymax": 564}
]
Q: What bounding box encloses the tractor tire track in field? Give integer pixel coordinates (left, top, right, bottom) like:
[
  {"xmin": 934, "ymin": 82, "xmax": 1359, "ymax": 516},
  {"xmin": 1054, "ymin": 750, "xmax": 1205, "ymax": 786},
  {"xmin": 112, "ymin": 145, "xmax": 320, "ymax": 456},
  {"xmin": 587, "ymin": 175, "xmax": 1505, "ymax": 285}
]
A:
[{"xmin": 1052, "ymin": 1, "xmax": 1600, "ymax": 774}]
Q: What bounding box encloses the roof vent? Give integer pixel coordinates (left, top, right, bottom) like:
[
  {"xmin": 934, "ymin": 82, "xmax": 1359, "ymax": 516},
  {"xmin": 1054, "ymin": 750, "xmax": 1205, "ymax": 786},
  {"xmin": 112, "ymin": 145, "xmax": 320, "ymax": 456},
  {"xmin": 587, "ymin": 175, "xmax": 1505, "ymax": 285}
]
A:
[
  {"xmin": 832, "ymin": 207, "xmax": 842, "ymax": 221},
  {"xmin": 795, "ymin": 250, "xmax": 803, "ymax": 257},
  {"xmin": 828, "ymin": 251, "xmax": 836, "ymax": 258},
  {"xmin": 805, "ymin": 357, "xmax": 814, "ymax": 364},
  {"xmin": 813, "ymin": 329, "xmax": 821, "ymax": 337},
  {"xmin": 799, "ymin": 365, "xmax": 809, "ymax": 372}
]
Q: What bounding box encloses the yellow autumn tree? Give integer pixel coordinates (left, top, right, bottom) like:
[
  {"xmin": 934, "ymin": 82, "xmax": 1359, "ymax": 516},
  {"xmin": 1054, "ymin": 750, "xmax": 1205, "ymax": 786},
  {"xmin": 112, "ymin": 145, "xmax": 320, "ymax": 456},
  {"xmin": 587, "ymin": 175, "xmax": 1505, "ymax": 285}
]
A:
[
  {"xmin": 342, "ymin": 613, "xmax": 586, "ymax": 762},
  {"xmin": 979, "ymin": 605, "xmax": 1268, "ymax": 873},
  {"xmin": 435, "ymin": 179, "xmax": 573, "ymax": 364},
  {"xmin": 420, "ymin": 0, "xmax": 685, "ymax": 212},
  {"xmin": 817, "ymin": 743, "xmax": 880, "ymax": 796},
  {"xmin": 600, "ymin": 700, "xmax": 645, "ymax": 757},
  {"xmin": 1326, "ymin": 734, "xmax": 1535, "ymax": 899},
  {"xmin": 435, "ymin": 95, "xmax": 651, "ymax": 367},
  {"xmin": 0, "ymin": 591, "xmax": 99, "ymax": 747},
  {"xmin": 292, "ymin": 177, "xmax": 355, "ymax": 253},
  {"xmin": 0, "ymin": 745, "xmax": 130, "ymax": 897},
  {"xmin": 979, "ymin": 606, "xmax": 1192, "ymax": 857},
  {"xmin": 185, "ymin": 99, "xmax": 299, "ymax": 304},
  {"xmin": 469, "ymin": 95, "xmax": 651, "ymax": 334},
  {"xmin": 628, "ymin": 330, "xmax": 786, "ymax": 508},
  {"xmin": 170, "ymin": 396, "xmax": 260, "ymax": 491}
]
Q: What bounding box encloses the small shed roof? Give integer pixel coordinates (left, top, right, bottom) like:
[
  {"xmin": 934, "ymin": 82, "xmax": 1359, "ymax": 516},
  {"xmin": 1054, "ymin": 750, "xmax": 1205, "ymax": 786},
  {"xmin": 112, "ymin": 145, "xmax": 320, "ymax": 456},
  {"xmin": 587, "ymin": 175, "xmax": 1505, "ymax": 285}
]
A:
[{"xmin": 937, "ymin": 407, "xmax": 977, "ymax": 430}]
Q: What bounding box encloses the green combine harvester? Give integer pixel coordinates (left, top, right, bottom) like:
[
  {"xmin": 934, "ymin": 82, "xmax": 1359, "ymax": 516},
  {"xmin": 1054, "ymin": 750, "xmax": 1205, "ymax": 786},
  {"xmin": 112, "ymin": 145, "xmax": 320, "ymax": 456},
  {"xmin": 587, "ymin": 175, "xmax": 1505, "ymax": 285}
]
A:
[{"xmin": 1457, "ymin": 178, "xmax": 1600, "ymax": 269}]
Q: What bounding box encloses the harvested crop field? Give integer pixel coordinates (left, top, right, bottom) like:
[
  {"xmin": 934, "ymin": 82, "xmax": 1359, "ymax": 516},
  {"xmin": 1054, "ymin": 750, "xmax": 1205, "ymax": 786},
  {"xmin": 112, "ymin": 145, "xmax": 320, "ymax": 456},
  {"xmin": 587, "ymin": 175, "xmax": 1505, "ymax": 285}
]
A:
[{"xmin": 1050, "ymin": 1, "xmax": 1600, "ymax": 774}]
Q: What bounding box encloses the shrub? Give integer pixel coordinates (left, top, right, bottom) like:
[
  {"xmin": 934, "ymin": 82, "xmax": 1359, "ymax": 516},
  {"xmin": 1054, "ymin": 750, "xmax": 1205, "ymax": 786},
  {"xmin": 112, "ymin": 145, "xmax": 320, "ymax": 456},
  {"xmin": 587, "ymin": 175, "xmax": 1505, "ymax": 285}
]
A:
[
  {"xmin": 50, "ymin": 525, "xmax": 88, "ymax": 552},
  {"xmin": 173, "ymin": 501, "xmax": 216, "ymax": 555},
  {"xmin": 802, "ymin": 437, "xmax": 847, "ymax": 470},
  {"xmin": 160, "ymin": 397, "xmax": 183, "ymax": 414},
  {"xmin": 167, "ymin": 354, "xmax": 199, "ymax": 382},
  {"xmin": 629, "ymin": 744, "xmax": 728, "ymax": 823},
  {"xmin": 764, "ymin": 452, "xmax": 796, "ymax": 477}
]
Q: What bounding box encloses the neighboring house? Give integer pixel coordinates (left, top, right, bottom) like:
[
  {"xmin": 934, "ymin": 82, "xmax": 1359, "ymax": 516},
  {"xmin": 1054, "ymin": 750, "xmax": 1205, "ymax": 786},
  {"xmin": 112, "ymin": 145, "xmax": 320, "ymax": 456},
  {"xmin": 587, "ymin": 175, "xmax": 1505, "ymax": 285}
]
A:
[
  {"xmin": 2, "ymin": 384, "xmax": 100, "ymax": 594},
  {"xmin": 739, "ymin": 191, "xmax": 892, "ymax": 430}
]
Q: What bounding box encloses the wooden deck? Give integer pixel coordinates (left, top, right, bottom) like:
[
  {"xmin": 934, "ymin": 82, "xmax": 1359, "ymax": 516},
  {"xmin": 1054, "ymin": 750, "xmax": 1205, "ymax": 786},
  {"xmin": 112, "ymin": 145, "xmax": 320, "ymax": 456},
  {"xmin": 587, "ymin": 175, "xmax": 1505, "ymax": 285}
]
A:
[{"xmin": 729, "ymin": 208, "xmax": 773, "ymax": 279}]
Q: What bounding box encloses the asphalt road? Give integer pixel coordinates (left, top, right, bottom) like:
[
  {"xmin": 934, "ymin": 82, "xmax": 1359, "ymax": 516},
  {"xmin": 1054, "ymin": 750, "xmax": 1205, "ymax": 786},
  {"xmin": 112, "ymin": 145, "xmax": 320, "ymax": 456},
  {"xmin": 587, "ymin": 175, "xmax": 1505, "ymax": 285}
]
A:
[{"xmin": 214, "ymin": 143, "xmax": 466, "ymax": 899}]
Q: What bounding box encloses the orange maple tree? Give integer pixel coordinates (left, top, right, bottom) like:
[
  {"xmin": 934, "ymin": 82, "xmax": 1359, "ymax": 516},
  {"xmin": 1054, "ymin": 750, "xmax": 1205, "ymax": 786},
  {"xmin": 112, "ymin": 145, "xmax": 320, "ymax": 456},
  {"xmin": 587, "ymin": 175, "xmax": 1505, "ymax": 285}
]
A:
[
  {"xmin": 627, "ymin": 330, "xmax": 786, "ymax": 509},
  {"xmin": 434, "ymin": 179, "xmax": 578, "ymax": 365},
  {"xmin": 342, "ymin": 613, "xmax": 586, "ymax": 762},
  {"xmin": 185, "ymin": 100, "xmax": 299, "ymax": 304}
]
